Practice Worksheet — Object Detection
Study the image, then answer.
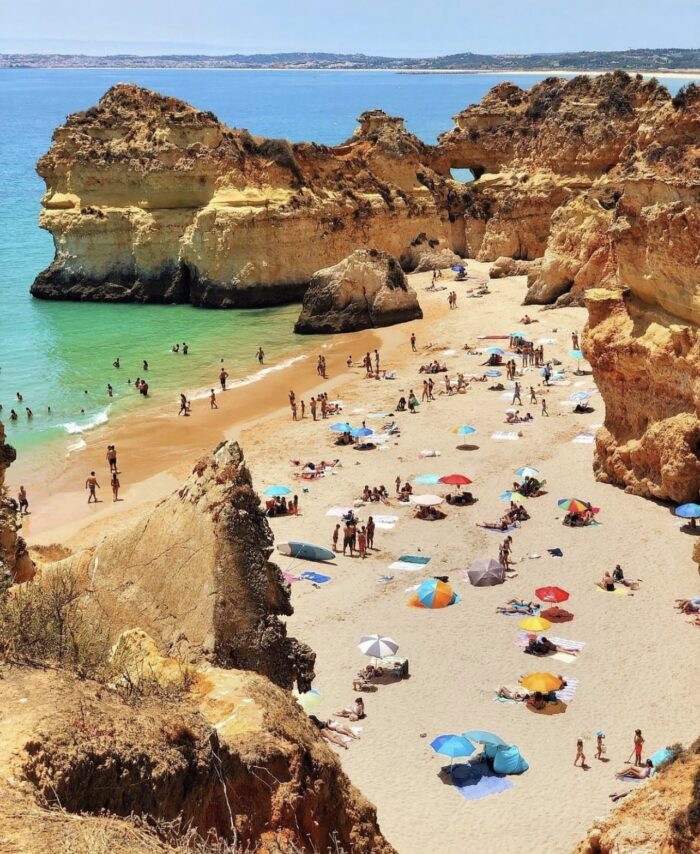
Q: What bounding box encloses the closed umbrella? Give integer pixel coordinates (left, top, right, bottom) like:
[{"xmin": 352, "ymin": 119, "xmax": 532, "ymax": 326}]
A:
[
  {"xmin": 675, "ymin": 503, "xmax": 700, "ymax": 519},
  {"xmin": 519, "ymin": 616, "xmax": 552, "ymax": 632},
  {"xmin": 263, "ymin": 485, "xmax": 292, "ymax": 497},
  {"xmin": 430, "ymin": 734, "xmax": 475, "ymax": 769},
  {"xmin": 439, "ymin": 474, "xmax": 473, "ymax": 486},
  {"xmin": 520, "ymin": 673, "xmax": 563, "ymax": 693},
  {"xmin": 468, "ymin": 557, "xmax": 505, "ymax": 587},
  {"xmin": 358, "ymin": 634, "xmax": 399, "ymax": 659},
  {"xmin": 410, "ymin": 494, "xmax": 444, "ymax": 507},
  {"xmin": 535, "ymin": 586, "xmax": 569, "ymax": 604}
]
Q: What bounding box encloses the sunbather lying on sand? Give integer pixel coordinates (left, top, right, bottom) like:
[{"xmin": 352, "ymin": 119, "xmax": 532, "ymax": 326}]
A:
[
  {"xmin": 309, "ymin": 715, "xmax": 352, "ymax": 749},
  {"xmin": 525, "ymin": 637, "xmax": 580, "ymax": 657},
  {"xmin": 497, "ymin": 686, "xmax": 528, "ymax": 701},
  {"xmin": 419, "ymin": 361, "xmax": 447, "ymax": 374},
  {"xmin": 353, "ymin": 664, "xmax": 384, "ymax": 690},
  {"xmin": 496, "ymin": 599, "xmax": 538, "ymax": 615},
  {"xmin": 597, "ymin": 571, "xmax": 616, "ymax": 592},
  {"xmin": 336, "ymin": 698, "xmax": 365, "ymax": 721},
  {"xmin": 616, "ymin": 760, "xmax": 653, "ymax": 779},
  {"xmin": 326, "ymin": 719, "xmax": 360, "ymax": 739},
  {"xmin": 415, "ymin": 506, "xmax": 446, "ymax": 521},
  {"xmin": 477, "ymin": 518, "xmax": 511, "ymax": 531},
  {"xmin": 675, "ymin": 597, "xmax": 700, "ymax": 613}
]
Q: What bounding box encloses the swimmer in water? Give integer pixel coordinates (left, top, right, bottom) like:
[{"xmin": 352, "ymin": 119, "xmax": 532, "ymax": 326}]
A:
[
  {"xmin": 25, "ymin": 407, "xmax": 32, "ymax": 419},
  {"xmin": 257, "ymin": 347, "xmax": 265, "ymax": 365},
  {"xmin": 107, "ymin": 384, "xmax": 113, "ymax": 397},
  {"xmin": 16, "ymin": 392, "xmax": 23, "ymax": 402},
  {"xmin": 9, "ymin": 410, "xmax": 17, "ymax": 421},
  {"xmin": 113, "ymin": 358, "xmax": 120, "ymax": 368},
  {"xmin": 143, "ymin": 360, "xmax": 148, "ymax": 371}
]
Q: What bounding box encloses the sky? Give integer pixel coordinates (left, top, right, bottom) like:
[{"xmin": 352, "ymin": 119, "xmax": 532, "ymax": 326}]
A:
[{"xmin": 1, "ymin": 0, "xmax": 698, "ymax": 57}]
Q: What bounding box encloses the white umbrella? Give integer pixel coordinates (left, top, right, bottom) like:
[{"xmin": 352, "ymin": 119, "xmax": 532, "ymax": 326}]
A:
[
  {"xmin": 358, "ymin": 634, "xmax": 399, "ymax": 658},
  {"xmin": 410, "ymin": 494, "xmax": 444, "ymax": 507}
]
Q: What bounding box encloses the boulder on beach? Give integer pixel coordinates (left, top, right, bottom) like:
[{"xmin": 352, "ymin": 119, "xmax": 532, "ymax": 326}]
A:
[
  {"xmin": 294, "ymin": 248, "xmax": 423, "ymax": 334},
  {"xmin": 399, "ymin": 233, "xmax": 462, "ymax": 273},
  {"xmin": 489, "ymin": 256, "xmax": 541, "ymax": 279}
]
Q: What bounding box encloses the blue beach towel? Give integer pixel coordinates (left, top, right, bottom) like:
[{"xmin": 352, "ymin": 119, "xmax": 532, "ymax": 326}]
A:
[
  {"xmin": 451, "ymin": 764, "xmax": 514, "ymax": 800},
  {"xmin": 398, "ymin": 555, "xmax": 431, "ymax": 565},
  {"xmin": 298, "ymin": 571, "xmax": 332, "ymax": 584}
]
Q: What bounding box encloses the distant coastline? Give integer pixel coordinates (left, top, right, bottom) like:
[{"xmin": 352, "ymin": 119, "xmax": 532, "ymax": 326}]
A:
[{"xmin": 2, "ymin": 47, "xmax": 700, "ymax": 75}]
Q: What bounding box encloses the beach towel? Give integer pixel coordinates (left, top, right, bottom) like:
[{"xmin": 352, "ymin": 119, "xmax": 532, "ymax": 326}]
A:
[
  {"xmin": 451, "ymin": 764, "xmax": 514, "ymax": 800},
  {"xmin": 373, "ymin": 514, "xmax": 399, "ymax": 523},
  {"xmin": 340, "ymin": 725, "xmax": 363, "ymax": 743},
  {"xmin": 374, "ymin": 522, "xmax": 396, "ymax": 531},
  {"xmin": 547, "ymin": 548, "xmax": 564, "ymax": 557},
  {"xmin": 283, "ymin": 572, "xmax": 300, "ymax": 583},
  {"xmin": 555, "ymin": 676, "xmax": 579, "ymax": 704},
  {"xmin": 596, "ymin": 586, "xmax": 631, "ymax": 596},
  {"xmin": 298, "ymin": 571, "xmax": 332, "ymax": 585},
  {"xmin": 515, "ymin": 632, "xmax": 585, "ymax": 651},
  {"xmin": 572, "ymin": 433, "xmax": 595, "ymax": 444},
  {"xmin": 481, "ymin": 524, "xmax": 517, "ymax": 534},
  {"xmin": 388, "ymin": 560, "xmax": 422, "ymax": 572},
  {"xmin": 398, "ymin": 555, "xmax": 431, "ymax": 565},
  {"xmin": 491, "ymin": 431, "xmax": 520, "ymax": 441},
  {"xmin": 326, "ymin": 507, "xmax": 352, "ymax": 517}
]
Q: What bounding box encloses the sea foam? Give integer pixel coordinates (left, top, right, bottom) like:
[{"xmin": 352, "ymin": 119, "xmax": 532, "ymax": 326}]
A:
[
  {"xmin": 62, "ymin": 406, "xmax": 110, "ymax": 435},
  {"xmin": 188, "ymin": 355, "xmax": 308, "ymax": 400}
]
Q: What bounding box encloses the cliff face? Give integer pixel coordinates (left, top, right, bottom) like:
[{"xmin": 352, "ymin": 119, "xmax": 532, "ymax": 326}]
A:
[
  {"xmin": 32, "ymin": 86, "xmax": 459, "ymax": 307},
  {"xmin": 58, "ymin": 441, "xmax": 315, "ymax": 690},
  {"xmin": 0, "ymin": 423, "xmax": 33, "ymax": 587}
]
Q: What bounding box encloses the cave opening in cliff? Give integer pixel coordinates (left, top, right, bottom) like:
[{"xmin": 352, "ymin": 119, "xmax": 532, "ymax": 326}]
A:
[{"xmin": 450, "ymin": 167, "xmax": 478, "ymax": 184}]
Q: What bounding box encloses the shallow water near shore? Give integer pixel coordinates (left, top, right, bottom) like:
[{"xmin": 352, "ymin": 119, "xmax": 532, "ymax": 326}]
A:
[{"xmin": 0, "ymin": 69, "xmax": 692, "ymax": 461}]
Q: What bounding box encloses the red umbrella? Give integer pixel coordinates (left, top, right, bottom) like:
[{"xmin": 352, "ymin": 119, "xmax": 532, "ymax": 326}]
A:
[
  {"xmin": 535, "ymin": 586, "xmax": 569, "ymax": 603},
  {"xmin": 438, "ymin": 474, "xmax": 473, "ymax": 486}
]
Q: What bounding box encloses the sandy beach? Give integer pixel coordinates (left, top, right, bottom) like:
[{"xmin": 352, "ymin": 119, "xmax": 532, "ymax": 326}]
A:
[{"xmin": 10, "ymin": 262, "xmax": 700, "ymax": 853}]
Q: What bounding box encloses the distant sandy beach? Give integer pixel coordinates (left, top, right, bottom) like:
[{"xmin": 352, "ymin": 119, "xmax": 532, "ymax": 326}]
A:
[{"xmin": 11, "ymin": 262, "xmax": 700, "ymax": 853}]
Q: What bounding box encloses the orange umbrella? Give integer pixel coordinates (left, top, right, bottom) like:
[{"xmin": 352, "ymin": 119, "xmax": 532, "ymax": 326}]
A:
[{"xmin": 520, "ymin": 673, "xmax": 563, "ymax": 693}]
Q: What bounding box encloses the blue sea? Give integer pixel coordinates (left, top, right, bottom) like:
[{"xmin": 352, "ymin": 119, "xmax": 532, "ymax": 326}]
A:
[{"xmin": 0, "ymin": 69, "xmax": 691, "ymax": 456}]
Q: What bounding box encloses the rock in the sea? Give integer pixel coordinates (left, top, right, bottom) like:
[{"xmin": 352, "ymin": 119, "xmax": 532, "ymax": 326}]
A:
[
  {"xmin": 399, "ymin": 232, "xmax": 462, "ymax": 272},
  {"xmin": 294, "ymin": 249, "xmax": 423, "ymax": 334},
  {"xmin": 489, "ymin": 256, "xmax": 541, "ymax": 279}
]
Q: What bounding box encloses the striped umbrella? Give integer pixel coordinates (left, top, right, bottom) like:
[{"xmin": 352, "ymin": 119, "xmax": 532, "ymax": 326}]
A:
[
  {"xmin": 358, "ymin": 634, "xmax": 399, "ymax": 659},
  {"xmin": 557, "ymin": 498, "xmax": 591, "ymax": 514},
  {"xmin": 411, "ymin": 578, "xmax": 457, "ymax": 609},
  {"xmin": 292, "ymin": 688, "xmax": 322, "ymax": 711}
]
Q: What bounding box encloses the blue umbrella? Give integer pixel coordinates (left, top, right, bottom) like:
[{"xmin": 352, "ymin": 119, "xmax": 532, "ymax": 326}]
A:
[
  {"xmin": 414, "ymin": 474, "xmax": 441, "ymax": 485},
  {"xmin": 430, "ymin": 734, "xmax": 475, "ymax": 768},
  {"xmin": 510, "ymin": 331, "xmax": 525, "ymax": 339},
  {"xmin": 451, "ymin": 265, "xmax": 465, "ymax": 272},
  {"xmin": 330, "ymin": 422, "xmax": 352, "ymax": 433},
  {"xmin": 515, "ymin": 466, "xmax": 540, "ymax": 479},
  {"xmin": 570, "ymin": 349, "xmax": 584, "ymax": 360},
  {"xmin": 462, "ymin": 730, "xmax": 508, "ymax": 747},
  {"xmin": 351, "ymin": 426, "xmax": 374, "ymax": 438},
  {"xmin": 570, "ymin": 391, "xmax": 590, "ymax": 402},
  {"xmin": 675, "ymin": 503, "xmax": 700, "ymax": 519},
  {"xmin": 486, "ymin": 347, "xmax": 505, "ymax": 356},
  {"xmin": 485, "ymin": 369, "xmax": 502, "ymax": 378},
  {"xmin": 263, "ymin": 485, "xmax": 292, "ymax": 497},
  {"xmin": 455, "ymin": 424, "xmax": 476, "ymax": 436}
]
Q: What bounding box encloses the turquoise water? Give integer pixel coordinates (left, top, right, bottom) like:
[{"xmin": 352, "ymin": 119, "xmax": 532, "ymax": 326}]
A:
[{"xmin": 0, "ymin": 69, "xmax": 691, "ymax": 455}]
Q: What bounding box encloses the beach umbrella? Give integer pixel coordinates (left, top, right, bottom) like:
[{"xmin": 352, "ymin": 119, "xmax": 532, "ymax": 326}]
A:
[
  {"xmin": 500, "ymin": 491, "xmax": 527, "ymax": 502},
  {"xmin": 263, "ymin": 484, "xmax": 292, "ymax": 497},
  {"xmin": 330, "ymin": 422, "xmax": 352, "ymax": 433},
  {"xmin": 292, "ymin": 687, "xmax": 322, "ymax": 711},
  {"xmin": 535, "ymin": 586, "xmax": 569, "ymax": 604},
  {"xmin": 520, "ymin": 672, "xmax": 563, "ymax": 693},
  {"xmin": 515, "ymin": 466, "xmax": 540, "ymax": 479},
  {"xmin": 414, "ymin": 474, "xmax": 441, "ymax": 485},
  {"xmin": 511, "ymin": 331, "xmax": 525, "ymax": 339},
  {"xmin": 351, "ymin": 426, "xmax": 374, "ymax": 438},
  {"xmin": 451, "ymin": 265, "xmax": 465, "ymax": 272},
  {"xmin": 557, "ymin": 498, "xmax": 590, "ymax": 514},
  {"xmin": 675, "ymin": 503, "xmax": 700, "ymax": 519},
  {"xmin": 430, "ymin": 734, "xmax": 475, "ymax": 768},
  {"xmin": 570, "ymin": 391, "xmax": 591, "ymax": 403},
  {"xmin": 485, "ymin": 369, "xmax": 502, "ymax": 378},
  {"xmin": 486, "ymin": 347, "xmax": 505, "ymax": 356},
  {"xmin": 358, "ymin": 634, "xmax": 399, "ymax": 659},
  {"xmin": 570, "ymin": 349, "xmax": 584, "ymax": 360},
  {"xmin": 412, "ymin": 578, "xmax": 457, "ymax": 609},
  {"xmin": 439, "ymin": 474, "xmax": 473, "ymax": 486},
  {"xmin": 462, "ymin": 730, "xmax": 508, "ymax": 747},
  {"xmin": 453, "ymin": 424, "xmax": 477, "ymax": 436},
  {"xmin": 410, "ymin": 494, "xmax": 444, "ymax": 507},
  {"xmin": 467, "ymin": 557, "xmax": 505, "ymax": 587},
  {"xmin": 519, "ymin": 616, "xmax": 552, "ymax": 632}
]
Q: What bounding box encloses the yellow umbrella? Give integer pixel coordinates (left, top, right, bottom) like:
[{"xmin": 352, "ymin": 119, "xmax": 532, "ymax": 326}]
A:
[
  {"xmin": 520, "ymin": 672, "xmax": 563, "ymax": 693},
  {"xmin": 519, "ymin": 616, "xmax": 552, "ymax": 632}
]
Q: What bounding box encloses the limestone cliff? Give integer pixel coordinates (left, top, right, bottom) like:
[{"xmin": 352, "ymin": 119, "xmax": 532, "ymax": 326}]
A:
[
  {"xmin": 295, "ymin": 248, "xmax": 422, "ymax": 333},
  {"xmin": 0, "ymin": 423, "xmax": 33, "ymax": 587},
  {"xmin": 58, "ymin": 440, "xmax": 315, "ymax": 690},
  {"xmin": 32, "ymin": 85, "xmax": 461, "ymax": 307}
]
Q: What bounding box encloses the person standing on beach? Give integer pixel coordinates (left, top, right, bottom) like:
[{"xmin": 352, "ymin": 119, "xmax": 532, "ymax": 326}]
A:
[
  {"xmin": 291, "ymin": 401, "xmax": 298, "ymax": 421},
  {"xmin": 358, "ymin": 527, "xmax": 367, "ymax": 559},
  {"xmin": 106, "ymin": 445, "xmax": 117, "ymax": 474},
  {"xmin": 541, "ymin": 397, "xmax": 549, "ymax": 416},
  {"xmin": 595, "ymin": 732, "xmax": 606, "ymax": 760},
  {"xmin": 342, "ymin": 522, "xmax": 353, "ymax": 556},
  {"xmin": 210, "ymin": 389, "xmax": 218, "ymax": 409},
  {"xmin": 332, "ymin": 523, "xmax": 340, "ymax": 552},
  {"xmin": 633, "ymin": 730, "xmax": 644, "ymax": 766},
  {"xmin": 310, "ymin": 397, "xmax": 317, "ymax": 421},
  {"xmin": 572, "ymin": 332, "xmax": 579, "ymax": 350},
  {"xmin": 219, "ymin": 367, "xmax": 229, "ymax": 391},
  {"xmin": 512, "ymin": 381, "xmax": 522, "ymax": 405},
  {"xmin": 366, "ymin": 516, "xmax": 375, "ymax": 550},
  {"xmin": 374, "ymin": 349, "xmax": 380, "ymax": 373},
  {"xmin": 86, "ymin": 471, "xmax": 100, "ymax": 504},
  {"xmin": 178, "ymin": 394, "xmax": 190, "ymax": 416},
  {"xmin": 574, "ymin": 739, "xmax": 587, "ymax": 769},
  {"xmin": 300, "ymin": 400, "xmax": 306, "ymax": 418},
  {"xmin": 289, "ymin": 390, "xmax": 296, "ymax": 408},
  {"xmin": 257, "ymin": 347, "xmax": 265, "ymax": 365},
  {"xmin": 111, "ymin": 471, "xmax": 120, "ymax": 502},
  {"xmin": 428, "ymin": 378, "xmax": 435, "ymax": 401},
  {"xmin": 17, "ymin": 486, "xmax": 28, "ymax": 515},
  {"xmin": 529, "ymin": 386, "xmax": 537, "ymax": 404},
  {"xmin": 395, "ymin": 476, "xmax": 401, "ymax": 495},
  {"xmin": 411, "ymin": 332, "xmax": 417, "ymax": 352}
]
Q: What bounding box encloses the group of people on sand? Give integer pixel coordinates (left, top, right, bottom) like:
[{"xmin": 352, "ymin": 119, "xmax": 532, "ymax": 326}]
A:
[
  {"xmin": 360, "ymin": 484, "xmax": 390, "ymax": 503},
  {"xmin": 332, "ymin": 513, "xmax": 375, "ymax": 558},
  {"xmin": 563, "ymin": 503, "xmax": 596, "ymax": 527},
  {"xmin": 83, "ymin": 444, "xmax": 122, "ymax": 504},
  {"xmin": 419, "ymin": 360, "xmax": 447, "ymax": 374},
  {"xmin": 264, "ymin": 494, "xmax": 299, "ymax": 517},
  {"xmin": 597, "ymin": 565, "xmax": 639, "ymax": 592}
]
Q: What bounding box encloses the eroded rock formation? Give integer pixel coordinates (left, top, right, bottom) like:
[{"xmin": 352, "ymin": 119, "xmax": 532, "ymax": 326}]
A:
[
  {"xmin": 58, "ymin": 441, "xmax": 315, "ymax": 690},
  {"xmin": 0, "ymin": 423, "xmax": 33, "ymax": 587},
  {"xmin": 32, "ymin": 86, "xmax": 463, "ymax": 307},
  {"xmin": 295, "ymin": 248, "xmax": 422, "ymax": 333}
]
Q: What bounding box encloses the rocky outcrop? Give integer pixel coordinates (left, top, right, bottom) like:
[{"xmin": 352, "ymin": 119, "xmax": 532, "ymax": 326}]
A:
[
  {"xmin": 1, "ymin": 654, "xmax": 395, "ymax": 853},
  {"xmin": 57, "ymin": 441, "xmax": 315, "ymax": 690},
  {"xmin": 489, "ymin": 256, "xmax": 541, "ymax": 279},
  {"xmin": 584, "ymin": 289, "xmax": 700, "ymax": 502},
  {"xmin": 573, "ymin": 745, "xmax": 700, "ymax": 854},
  {"xmin": 31, "ymin": 86, "xmax": 463, "ymax": 307},
  {"xmin": 399, "ymin": 232, "xmax": 462, "ymax": 272},
  {"xmin": 0, "ymin": 423, "xmax": 33, "ymax": 587},
  {"xmin": 294, "ymin": 248, "xmax": 422, "ymax": 333}
]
